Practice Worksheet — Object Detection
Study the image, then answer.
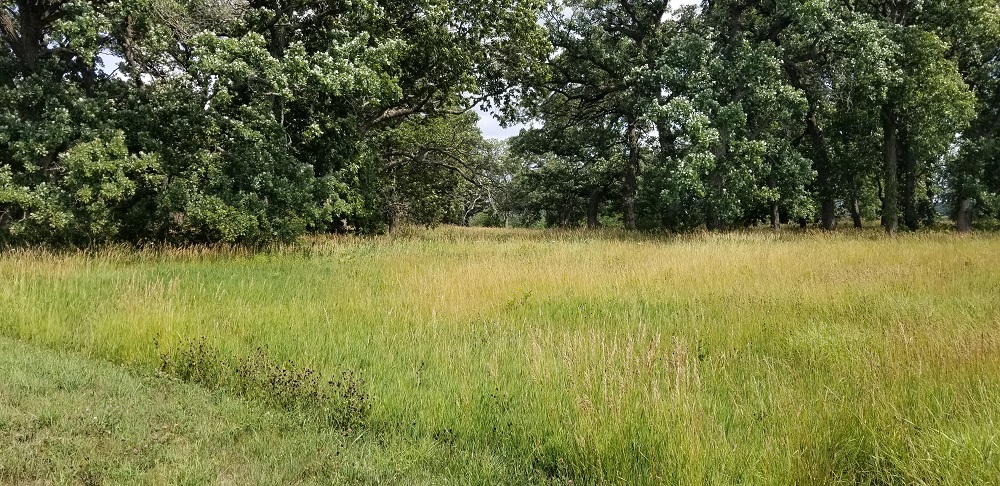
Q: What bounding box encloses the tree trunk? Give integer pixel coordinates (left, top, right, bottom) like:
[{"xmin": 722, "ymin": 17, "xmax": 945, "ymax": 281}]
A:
[
  {"xmin": 587, "ymin": 189, "xmax": 601, "ymax": 229},
  {"xmin": 706, "ymin": 171, "xmax": 725, "ymax": 231},
  {"xmin": 767, "ymin": 174, "xmax": 780, "ymax": 230},
  {"xmin": 820, "ymin": 199, "xmax": 836, "ymax": 231},
  {"xmin": 850, "ymin": 194, "xmax": 863, "ymax": 229},
  {"xmin": 266, "ymin": 19, "xmax": 290, "ymax": 124},
  {"xmin": 654, "ymin": 115, "xmax": 679, "ymax": 226},
  {"xmin": 388, "ymin": 209, "xmax": 401, "ymax": 234},
  {"xmin": 877, "ymin": 178, "xmax": 887, "ymax": 228},
  {"xmin": 623, "ymin": 122, "xmax": 639, "ymax": 231},
  {"xmin": 899, "ymin": 126, "xmax": 919, "ymax": 231},
  {"xmin": 923, "ymin": 172, "xmax": 937, "ymax": 227},
  {"xmin": 387, "ymin": 179, "xmax": 402, "ymax": 233},
  {"xmin": 6, "ymin": 1, "xmax": 48, "ymax": 73},
  {"xmin": 956, "ymin": 198, "xmax": 974, "ymax": 232},
  {"xmin": 784, "ymin": 64, "xmax": 836, "ymax": 230},
  {"xmin": 807, "ymin": 104, "xmax": 836, "ymax": 230},
  {"xmin": 881, "ymin": 107, "xmax": 900, "ymax": 235},
  {"xmin": 560, "ymin": 207, "xmax": 572, "ymax": 228},
  {"xmin": 707, "ymin": 120, "xmax": 731, "ymax": 231}
]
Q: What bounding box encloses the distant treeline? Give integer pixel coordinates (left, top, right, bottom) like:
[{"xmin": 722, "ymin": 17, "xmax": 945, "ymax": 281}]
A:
[
  {"xmin": 1, "ymin": 1, "xmax": 998, "ymax": 244},
  {"xmin": 508, "ymin": 0, "xmax": 1000, "ymax": 234}
]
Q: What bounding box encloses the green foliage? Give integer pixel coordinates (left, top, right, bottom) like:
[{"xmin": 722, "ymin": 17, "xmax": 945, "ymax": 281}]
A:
[
  {"xmin": 510, "ymin": 122, "xmax": 623, "ymax": 228},
  {"xmin": 511, "ymin": 0, "xmax": 999, "ymax": 233},
  {"xmin": 1, "ymin": 0, "xmax": 998, "ymax": 241},
  {"xmin": 0, "ymin": 132, "xmax": 161, "ymax": 244},
  {"xmin": 0, "ymin": 0, "xmax": 548, "ymax": 244}
]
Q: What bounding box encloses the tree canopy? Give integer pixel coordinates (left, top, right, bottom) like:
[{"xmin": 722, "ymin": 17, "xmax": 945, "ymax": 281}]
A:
[
  {"xmin": 1, "ymin": 0, "xmax": 998, "ymax": 244},
  {"xmin": 0, "ymin": 0, "xmax": 548, "ymax": 244},
  {"xmin": 511, "ymin": 0, "xmax": 999, "ymax": 234}
]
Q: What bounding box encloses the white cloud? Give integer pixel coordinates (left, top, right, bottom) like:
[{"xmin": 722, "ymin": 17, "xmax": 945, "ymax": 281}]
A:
[{"xmin": 476, "ymin": 107, "xmax": 524, "ymax": 139}]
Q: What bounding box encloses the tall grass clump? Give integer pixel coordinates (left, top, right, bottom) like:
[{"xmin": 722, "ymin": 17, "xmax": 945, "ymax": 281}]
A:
[{"xmin": 155, "ymin": 336, "xmax": 369, "ymax": 432}]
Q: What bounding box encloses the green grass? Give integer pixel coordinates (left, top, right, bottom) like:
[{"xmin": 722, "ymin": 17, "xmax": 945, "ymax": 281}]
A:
[
  {"xmin": 0, "ymin": 336, "xmax": 540, "ymax": 484},
  {"xmin": 2, "ymin": 226, "xmax": 999, "ymax": 484}
]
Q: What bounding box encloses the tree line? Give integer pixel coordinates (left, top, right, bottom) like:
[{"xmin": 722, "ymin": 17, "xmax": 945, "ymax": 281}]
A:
[
  {"xmin": 509, "ymin": 0, "xmax": 1000, "ymax": 234},
  {"xmin": 1, "ymin": 0, "xmax": 998, "ymax": 244}
]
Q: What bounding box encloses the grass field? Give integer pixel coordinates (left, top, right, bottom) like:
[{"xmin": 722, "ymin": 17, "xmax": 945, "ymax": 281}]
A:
[
  {"xmin": 0, "ymin": 335, "xmax": 536, "ymax": 484},
  {"xmin": 2, "ymin": 227, "xmax": 999, "ymax": 484}
]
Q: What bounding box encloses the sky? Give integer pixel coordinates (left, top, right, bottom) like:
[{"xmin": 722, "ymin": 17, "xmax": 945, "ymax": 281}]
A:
[{"xmin": 477, "ymin": 0, "xmax": 701, "ymax": 139}]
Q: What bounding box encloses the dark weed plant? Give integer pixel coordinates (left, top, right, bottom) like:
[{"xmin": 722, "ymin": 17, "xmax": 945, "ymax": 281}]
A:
[{"xmin": 155, "ymin": 336, "xmax": 368, "ymax": 431}]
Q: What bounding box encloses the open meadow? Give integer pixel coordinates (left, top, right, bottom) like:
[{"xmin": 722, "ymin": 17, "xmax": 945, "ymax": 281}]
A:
[{"xmin": 2, "ymin": 227, "xmax": 1000, "ymax": 484}]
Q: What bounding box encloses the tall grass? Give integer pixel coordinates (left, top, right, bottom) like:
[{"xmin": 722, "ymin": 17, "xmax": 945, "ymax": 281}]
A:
[{"xmin": 2, "ymin": 227, "xmax": 998, "ymax": 483}]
